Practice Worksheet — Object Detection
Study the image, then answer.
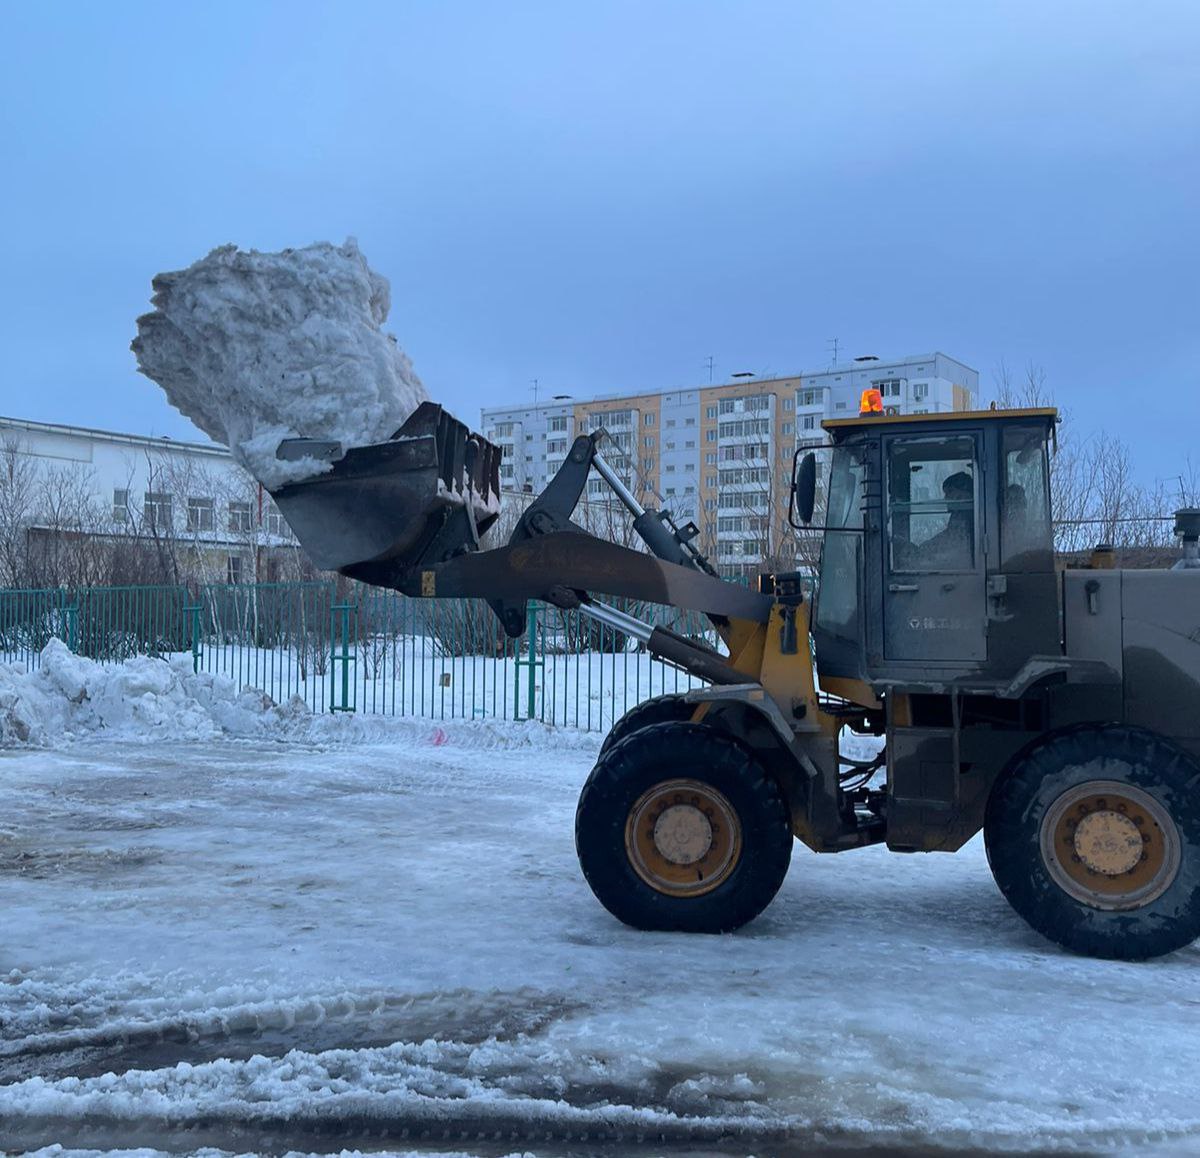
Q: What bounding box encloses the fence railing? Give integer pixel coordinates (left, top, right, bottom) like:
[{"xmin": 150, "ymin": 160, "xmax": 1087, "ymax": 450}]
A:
[{"xmin": 0, "ymin": 582, "xmax": 715, "ymax": 732}]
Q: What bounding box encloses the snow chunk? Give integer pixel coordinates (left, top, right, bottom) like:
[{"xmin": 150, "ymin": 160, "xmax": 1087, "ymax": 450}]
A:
[{"xmin": 132, "ymin": 239, "xmax": 429, "ymax": 489}]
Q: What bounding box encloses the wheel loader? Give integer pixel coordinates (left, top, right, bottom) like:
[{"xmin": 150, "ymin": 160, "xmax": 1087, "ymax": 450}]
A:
[{"xmin": 269, "ymin": 396, "xmax": 1200, "ymax": 960}]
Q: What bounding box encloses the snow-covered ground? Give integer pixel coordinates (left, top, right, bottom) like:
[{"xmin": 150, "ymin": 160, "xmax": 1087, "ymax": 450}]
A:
[{"xmin": 3, "ymin": 706, "xmax": 1200, "ymax": 1157}]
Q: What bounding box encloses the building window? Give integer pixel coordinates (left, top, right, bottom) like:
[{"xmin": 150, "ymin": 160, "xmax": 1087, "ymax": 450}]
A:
[
  {"xmin": 913, "ymin": 382, "xmax": 929, "ymax": 400},
  {"xmin": 685, "ymin": 440, "xmax": 695, "ymax": 449},
  {"xmin": 265, "ymin": 507, "xmax": 285, "ymax": 536},
  {"xmin": 665, "ymin": 419, "xmax": 675, "ymax": 427},
  {"xmin": 186, "ymin": 496, "xmax": 214, "ymax": 533},
  {"xmin": 644, "ymin": 413, "xmax": 655, "ymax": 426},
  {"xmin": 685, "ymin": 417, "xmax": 695, "ymax": 426},
  {"xmin": 781, "ymin": 421, "xmax": 794, "ymax": 435},
  {"xmin": 706, "ymin": 405, "xmax": 717, "ymax": 419},
  {"xmin": 226, "ymin": 555, "xmax": 244, "ymax": 585},
  {"xmin": 706, "ymin": 429, "xmax": 717, "ymax": 442},
  {"xmin": 783, "ymin": 398, "xmax": 794, "ymax": 411},
  {"xmin": 494, "ymin": 422, "xmax": 513, "ymax": 438},
  {"xmin": 875, "ymin": 378, "xmax": 903, "ymax": 397},
  {"xmin": 803, "ymin": 416, "xmax": 815, "ymax": 430},
  {"xmin": 642, "ymin": 457, "xmax": 654, "ymax": 472},
  {"xmin": 684, "ymin": 463, "xmax": 694, "ymax": 472},
  {"xmin": 547, "ymin": 439, "xmax": 567, "ymax": 454},
  {"xmin": 835, "ymin": 402, "xmax": 847, "ymax": 411},
  {"xmin": 643, "ymin": 435, "xmax": 655, "ymax": 448},
  {"xmin": 228, "ymin": 500, "xmax": 252, "ymax": 533},
  {"xmin": 500, "ymin": 464, "xmax": 515, "ymax": 480},
  {"xmin": 144, "ymin": 491, "xmax": 172, "ymax": 530},
  {"xmin": 548, "ymin": 416, "xmax": 568, "ymax": 432},
  {"xmin": 590, "ymin": 408, "xmax": 634, "ymax": 429},
  {"xmin": 706, "ymin": 475, "xmax": 717, "ymax": 488},
  {"xmin": 705, "ymin": 452, "xmax": 717, "ymax": 465},
  {"xmin": 112, "ymin": 488, "xmax": 129, "ymax": 524},
  {"xmin": 800, "ymin": 389, "xmax": 820, "ymax": 407},
  {"xmin": 718, "ymin": 418, "xmax": 770, "ymax": 439}
]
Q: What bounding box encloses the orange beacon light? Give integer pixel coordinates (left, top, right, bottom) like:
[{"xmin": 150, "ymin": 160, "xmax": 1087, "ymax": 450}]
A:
[{"xmin": 859, "ymin": 388, "xmax": 884, "ymax": 415}]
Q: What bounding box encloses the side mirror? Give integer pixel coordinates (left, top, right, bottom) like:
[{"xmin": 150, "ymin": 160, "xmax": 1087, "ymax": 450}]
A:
[{"xmin": 789, "ymin": 451, "xmax": 817, "ymax": 527}]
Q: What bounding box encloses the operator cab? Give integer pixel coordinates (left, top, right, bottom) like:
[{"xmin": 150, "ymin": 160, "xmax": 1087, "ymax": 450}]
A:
[{"xmin": 796, "ymin": 405, "xmax": 1059, "ymax": 691}]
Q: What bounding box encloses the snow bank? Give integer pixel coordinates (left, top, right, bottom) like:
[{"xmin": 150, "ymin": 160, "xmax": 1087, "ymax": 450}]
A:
[
  {"xmin": 132, "ymin": 239, "xmax": 428, "ymax": 489},
  {"xmin": 0, "ymin": 640, "xmax": 307, "ymax": 746},
  {"xmin": 0, "ymin": 641, "xmax": 600, "ymax": 753}
]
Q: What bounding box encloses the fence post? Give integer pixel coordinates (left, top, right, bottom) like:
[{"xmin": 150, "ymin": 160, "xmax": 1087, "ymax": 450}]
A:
[
  {"xmin": 61, "ymin": 589, "xmax": 78, "ymax": 652},
  {"xmin": 513, "ymin": 599, "xmax": 543, "ymax": 722},
  {"xmin": 183, "ymin": 600, "xmax": 202, "ymax": 673},
  {"xmin": 330, "ymin": 599, "xmax": 356, "ymax": 712}
]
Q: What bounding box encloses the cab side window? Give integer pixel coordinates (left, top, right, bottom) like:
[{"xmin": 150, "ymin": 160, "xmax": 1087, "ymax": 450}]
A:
[
  {"xmin": 1002, "ymin": 425, "xmax": 1052, "ymax": 566},
  {"xmin": 888, "ymin": 435, "xmax": 978, "ymax": 573}
]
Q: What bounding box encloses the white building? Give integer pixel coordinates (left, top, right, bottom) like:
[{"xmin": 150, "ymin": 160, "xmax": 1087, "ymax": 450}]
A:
[{"xmin": 0, "ymin": 415, "xmax": 296, "ymax": 586}]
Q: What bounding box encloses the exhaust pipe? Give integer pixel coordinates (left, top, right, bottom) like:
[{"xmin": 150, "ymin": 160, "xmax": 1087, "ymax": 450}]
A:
[{"xmin": 1174, "ymin": 509, "xmax": 1200, "ymax": 571}]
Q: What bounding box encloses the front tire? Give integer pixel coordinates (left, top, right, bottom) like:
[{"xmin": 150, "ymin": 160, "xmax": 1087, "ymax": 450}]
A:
[
  {"xmin": 575, "ymin": 721, "xmax": 793, "ymax": 933},
  {"xmin": 599, "ymin": 694, "xmax": 696, "ymax": 758},
  {"xmin": 985, "ymin": 725, "xmax": 1200, "ymax": 960}
]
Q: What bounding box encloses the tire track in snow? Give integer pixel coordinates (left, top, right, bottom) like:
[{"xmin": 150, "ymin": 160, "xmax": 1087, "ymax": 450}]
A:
[{"xmin": 0, "ymin": 987, "xmax": 586, "ymax": 1082}]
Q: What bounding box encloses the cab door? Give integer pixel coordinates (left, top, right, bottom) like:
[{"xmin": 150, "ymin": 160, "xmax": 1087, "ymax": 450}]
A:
[{"xmin": 883, "ymin": 432, "xmax": 987, "ymax": 663}]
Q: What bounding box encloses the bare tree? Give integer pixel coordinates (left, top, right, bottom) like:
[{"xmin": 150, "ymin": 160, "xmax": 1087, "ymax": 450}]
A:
[
  {"xmin": 992, "ymin": 360, "xmax": 1182, "ymax": 556},
  {"xmin": 0, "ymin": 436, "xmax": 38, "ymax": 587},
  {"xmin": 25, "ymin": 462, "xmax": 106, "ymax": 589}
]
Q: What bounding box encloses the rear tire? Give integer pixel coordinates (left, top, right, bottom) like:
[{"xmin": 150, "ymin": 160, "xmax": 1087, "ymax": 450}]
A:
[
  {"xmin": 599, "ymin": 695, "xmax": 696, "ymax": 758},
  {"xmin": 576, "ymin": 721, "xmax": 793, "ymax": 933},
  {"xmin": 985, "ymin": 725, "xmax": 1200, "ymax": 960}
]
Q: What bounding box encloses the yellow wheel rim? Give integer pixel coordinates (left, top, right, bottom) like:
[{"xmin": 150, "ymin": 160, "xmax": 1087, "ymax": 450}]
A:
[
  {"xmin": 1041, "ymin": 780, "xmax": 1181, "ymax": 911},
  {"xmin": 624, "ymin": 778, "xmax": 742, "ymax": 898}
]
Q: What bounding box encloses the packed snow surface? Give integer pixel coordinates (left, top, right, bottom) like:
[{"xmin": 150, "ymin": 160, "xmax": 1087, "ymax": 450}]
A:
[
  {"xmin": 132, "ymin": 239, "xmax": 428, "ymax": 489},
  {"xmin": 2, "ymin": 720, "xmax": 1199, "ymax": 1153}
]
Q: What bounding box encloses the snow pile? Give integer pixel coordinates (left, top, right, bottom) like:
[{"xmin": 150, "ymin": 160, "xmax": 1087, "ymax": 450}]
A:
[
  {"xmin": 0, "ymin": 640, "xmax": 309, "ymax": 747},
  {"xmin": 0, "ymin": 641, "xmax": 602, "ymax": 752},
  {"xmin": 132, "ymin": 239, "xmax": 429, "ymax": 489}
]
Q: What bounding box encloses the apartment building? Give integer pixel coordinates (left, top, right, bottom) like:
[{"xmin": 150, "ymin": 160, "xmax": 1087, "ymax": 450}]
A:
[{"xmin": 482, "ymin": 352, "xmax": 978, "ymax": 574}]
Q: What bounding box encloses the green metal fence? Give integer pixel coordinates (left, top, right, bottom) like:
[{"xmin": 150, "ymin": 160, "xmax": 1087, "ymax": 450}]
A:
[{"xmin": 0, "ymin": 582, "xmax": 716, "ymax": 731}]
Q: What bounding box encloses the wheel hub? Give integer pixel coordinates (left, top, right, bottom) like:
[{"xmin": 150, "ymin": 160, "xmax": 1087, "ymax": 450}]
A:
[
  {"xmin": 625, "ymin": 779, "xmax": 742, "ymax": 898},
  {"xmin": 1073, "ymin": 809, "xmax": 1143, "ymax": 876},
  {"xmin": 1041, "ymin": 780, "xmax": 1181, "ymax": 910},
  {"xmin": 653, "ymin": 804, "xmax": 714, "ymax": 865}
]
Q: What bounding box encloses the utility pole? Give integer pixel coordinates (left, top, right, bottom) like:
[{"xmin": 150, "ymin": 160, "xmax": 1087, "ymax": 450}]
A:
[
  {"xmin": 530, "ymin": 378, "xmax": 539, "ymax": 408},
  {"xmin": 827, "ymin": 337, "xmax": 840, "ymax": 366},
  {"xmin": 704, "ymin": 355, "xmax": 715, "ymax": 383}
]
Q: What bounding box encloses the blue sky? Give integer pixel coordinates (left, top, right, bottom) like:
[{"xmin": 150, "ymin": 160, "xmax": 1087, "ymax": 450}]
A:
[{"xmin": 1, "ymin": 1, "xmax": 1196, "ymax": 476}]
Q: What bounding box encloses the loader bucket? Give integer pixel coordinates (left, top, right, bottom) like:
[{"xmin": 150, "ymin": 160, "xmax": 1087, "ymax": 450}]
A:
[{"xmin": 269, "ymin": 401, "xmax": 502, "ymax": 573}]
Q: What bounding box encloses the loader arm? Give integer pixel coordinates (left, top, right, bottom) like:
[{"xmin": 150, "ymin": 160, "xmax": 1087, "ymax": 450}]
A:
[{"xmin": 272, "ymin": 415, "xmax": 776, "ymax": 688}]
